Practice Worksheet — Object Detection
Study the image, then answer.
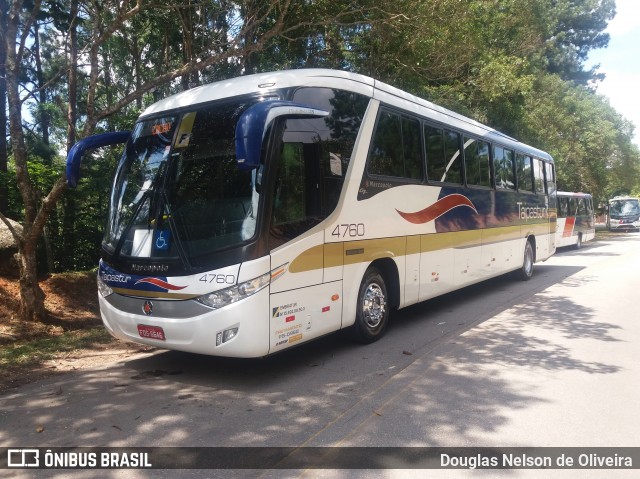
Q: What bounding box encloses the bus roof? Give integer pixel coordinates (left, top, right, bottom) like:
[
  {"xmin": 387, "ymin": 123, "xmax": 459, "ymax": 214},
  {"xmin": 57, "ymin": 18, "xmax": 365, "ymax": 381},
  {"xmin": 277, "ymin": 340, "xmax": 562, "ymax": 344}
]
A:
[
  {"xmin": 557, "ymin": 191, "xmax": 592, "ymax": 198},
  {"xmin": 140, "ymin": 68, "xmax": 553, "ymax": 162},
  {"xmin": 609, "ymin": 196, "xmax": 639, "ymax": 201}
]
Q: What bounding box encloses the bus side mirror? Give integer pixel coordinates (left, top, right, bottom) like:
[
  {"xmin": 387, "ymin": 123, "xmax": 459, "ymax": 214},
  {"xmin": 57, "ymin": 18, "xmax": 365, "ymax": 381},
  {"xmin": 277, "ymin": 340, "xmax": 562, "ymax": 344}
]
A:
[
  {"xmin": 66, "ymin": 131, "xmax": 131, "ymax": 188},
  {"xmin": 235, "ymin": 100, "xmax": 328, "ymax": 171}
]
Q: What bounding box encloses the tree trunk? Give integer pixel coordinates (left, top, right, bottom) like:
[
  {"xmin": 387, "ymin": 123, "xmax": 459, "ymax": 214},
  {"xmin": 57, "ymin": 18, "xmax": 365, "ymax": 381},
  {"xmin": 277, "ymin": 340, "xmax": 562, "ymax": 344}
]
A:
[
  {"xmin": 61, "ymin": 193, "xmax": 76, "ymax": 270},
  {"xmin": 5, "ymin": 0, "xmax": 49, "ymax": 323},
  {"xmin": 34, "ymin": 21, "xmax": 50, "ymax": 146},
  {"xmin": 131, "ymin": 30, "xmax": 142, "ymax": 109},
  {"xmin": 17, "ymin": 244, "xmax": 46, "ymax": 321},
  {"xmin": 0, "ymin": 0, "xmax": 8, "ymax": 215},
  {"xmin": 67, "ymin": 0, "xmax": 78, "ymax": 151}
]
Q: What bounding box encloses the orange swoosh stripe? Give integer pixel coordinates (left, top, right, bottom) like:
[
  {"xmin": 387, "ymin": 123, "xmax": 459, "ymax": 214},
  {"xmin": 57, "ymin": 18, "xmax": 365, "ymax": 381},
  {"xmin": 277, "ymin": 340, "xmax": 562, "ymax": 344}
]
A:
[{"xmin": 396, "ymin": 194, "xmax": 478, "ymax": 224}]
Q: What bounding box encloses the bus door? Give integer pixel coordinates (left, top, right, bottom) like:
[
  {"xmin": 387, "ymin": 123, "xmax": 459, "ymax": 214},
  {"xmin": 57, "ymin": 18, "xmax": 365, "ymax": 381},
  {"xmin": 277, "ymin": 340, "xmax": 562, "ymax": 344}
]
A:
[
  {"xmin": 545, "ymin": 162, "xmax": 557, "ymax": 253},
  {"xmin": 267, "ymin": 139, "xmax": 343, "ymax": 353}
]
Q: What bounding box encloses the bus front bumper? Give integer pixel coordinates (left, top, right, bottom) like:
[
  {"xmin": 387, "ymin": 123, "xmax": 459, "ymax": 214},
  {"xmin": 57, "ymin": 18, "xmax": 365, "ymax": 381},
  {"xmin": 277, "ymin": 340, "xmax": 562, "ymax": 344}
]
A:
[{"xmin": 98, "ymin": 288, "xmax": 271, "ymax": 358}]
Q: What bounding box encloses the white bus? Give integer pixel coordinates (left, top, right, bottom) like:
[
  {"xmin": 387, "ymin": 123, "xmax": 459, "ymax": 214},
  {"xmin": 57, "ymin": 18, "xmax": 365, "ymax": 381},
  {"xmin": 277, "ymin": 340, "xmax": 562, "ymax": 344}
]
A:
[
  {"xmin": 66, "ymin": 69, "xmax": 556, "ymax": 357},
  {"xmin": 607, "ymin": 196, "xmax": 640, "ymax": 231},
  {"xmin": 555, "ymin": 191, "xmax": 595, "ymax": 249}
]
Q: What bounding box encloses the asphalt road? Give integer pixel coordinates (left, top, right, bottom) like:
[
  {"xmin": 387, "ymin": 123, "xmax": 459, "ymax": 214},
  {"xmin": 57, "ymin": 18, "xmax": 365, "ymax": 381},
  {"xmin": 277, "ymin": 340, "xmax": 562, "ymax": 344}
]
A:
[{"xmin": 2, "ymin": 232, "xmax": 639, "ymax": 478}]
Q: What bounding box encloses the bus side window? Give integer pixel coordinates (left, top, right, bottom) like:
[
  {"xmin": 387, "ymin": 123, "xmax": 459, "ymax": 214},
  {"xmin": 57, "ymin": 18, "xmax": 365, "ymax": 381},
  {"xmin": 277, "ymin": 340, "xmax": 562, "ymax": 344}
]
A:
[
  {"xmin": 424, "ymin": 124, "xmax": 462, "ymax": 184},
  {"xmin": 367, "ymin": 111, "xmax": 422, "ymax": 181},
  {"xmin": 569, "ymin": 198, "xmax": 578, "ymax": 216},
  {"xmin": 494, "ymin": 146, "xmax": 516, "ymax": 190},
  {"xmin": 545, "ymin": 162, "xmax": 556, "ymax": 194},
  {"xmin": 292, "ymin": 86, "xmax": 368, "ymax": 217},
  {"xmin": 272, "ymin": 143, "xmax": 308, "ymax": 227},
  {"xmin": 516, "ymin": 153, "xmax": 534, "ymax": 192},
  {"xmin": 402, "ymin": 117, "xmax": 423, "ymax": 180},
  {"xmin": 533, "ymin": 159, "xmax": 545, "ymax": 194},
  {"xmin": 464, "ymin": 136, "xmax": 491, "ymax": 187},
  {"xmin": 368, "ymin": 111, "xmax": 403, "ymax": 177}
]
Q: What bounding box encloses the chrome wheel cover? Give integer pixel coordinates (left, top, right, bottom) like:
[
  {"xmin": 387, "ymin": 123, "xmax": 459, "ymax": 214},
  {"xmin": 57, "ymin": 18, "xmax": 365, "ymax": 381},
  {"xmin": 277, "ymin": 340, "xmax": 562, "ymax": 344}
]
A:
[{"xmin": 362, "ymin": 282, "xmax": 386, "ymax": 329}]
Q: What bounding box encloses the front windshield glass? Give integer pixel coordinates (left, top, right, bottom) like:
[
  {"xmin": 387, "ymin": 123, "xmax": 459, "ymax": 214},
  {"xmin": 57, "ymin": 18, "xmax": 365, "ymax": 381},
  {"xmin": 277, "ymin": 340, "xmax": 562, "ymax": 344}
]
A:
[
  {"xmin": 105, "ymin": 100, "xmax": 261, "ymax": 266},
  {"xmin": 610, "ymin": 199, "xmax": 640, "ymax": 217}
]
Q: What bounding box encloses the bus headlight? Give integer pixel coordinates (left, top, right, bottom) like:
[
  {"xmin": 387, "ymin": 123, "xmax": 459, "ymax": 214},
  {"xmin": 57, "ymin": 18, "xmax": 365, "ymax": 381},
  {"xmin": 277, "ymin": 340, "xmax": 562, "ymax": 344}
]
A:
[
  {"xmin": 196, "ymin": 272, "xmax": 270, "ymax": 310},
  {"xmin": 97, "ymin": 275, "xmax": 114, "ymax": 298}
]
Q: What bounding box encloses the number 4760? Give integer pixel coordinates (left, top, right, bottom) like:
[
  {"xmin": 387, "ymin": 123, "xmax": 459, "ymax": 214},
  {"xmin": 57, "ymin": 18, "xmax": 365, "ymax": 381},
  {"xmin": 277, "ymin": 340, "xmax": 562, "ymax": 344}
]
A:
[{"xmin": 331, "ymin": 223, "xmax": 365, "ymax": 238}]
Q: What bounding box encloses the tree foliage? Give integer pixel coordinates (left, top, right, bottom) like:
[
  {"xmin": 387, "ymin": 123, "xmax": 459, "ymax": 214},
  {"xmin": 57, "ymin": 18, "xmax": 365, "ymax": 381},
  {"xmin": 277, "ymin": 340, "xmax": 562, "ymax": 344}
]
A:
[{"xmin": 0, "ymin": 0, "xmax": 639, "ymax": 323}]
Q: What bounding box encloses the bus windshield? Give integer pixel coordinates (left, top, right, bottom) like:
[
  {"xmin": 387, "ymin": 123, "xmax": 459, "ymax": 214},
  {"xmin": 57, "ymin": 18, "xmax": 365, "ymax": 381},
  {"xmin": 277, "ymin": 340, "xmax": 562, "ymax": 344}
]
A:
[
  {"xmin": 105, "ymin": 100, "xmax": 261, "ymax": 266},
  {"xmin": 609, "ymin": 199, "xmax": 640, "ymax": 217}
]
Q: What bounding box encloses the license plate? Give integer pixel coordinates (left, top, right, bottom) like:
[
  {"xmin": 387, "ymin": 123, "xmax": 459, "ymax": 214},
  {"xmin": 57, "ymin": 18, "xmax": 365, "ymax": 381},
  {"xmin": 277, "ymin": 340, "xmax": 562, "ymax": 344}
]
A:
[{"xmin": 137, "ymin": 324, "xmax": 165, "ymax": 341}]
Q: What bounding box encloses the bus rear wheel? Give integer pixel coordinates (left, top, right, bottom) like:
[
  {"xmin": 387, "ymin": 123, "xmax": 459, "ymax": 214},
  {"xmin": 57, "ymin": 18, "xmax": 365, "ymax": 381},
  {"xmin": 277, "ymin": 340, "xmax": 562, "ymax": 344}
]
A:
[
  {"xmin": 351, "ymin": 267, "xmax": 389, "ymax": 344},
  {"xmin": 517, "ymin": 240, "xmax": 534, "ymax": 281}
]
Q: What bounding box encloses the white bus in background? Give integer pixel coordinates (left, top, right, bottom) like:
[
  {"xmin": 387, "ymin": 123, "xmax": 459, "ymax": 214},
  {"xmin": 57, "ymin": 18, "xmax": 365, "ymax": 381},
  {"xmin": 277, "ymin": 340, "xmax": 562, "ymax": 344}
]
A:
[
  {"xmin": 607, "ymin": 196, "xmax": 640, "ymax": 231},
  {"xmin": 555, "ymin": 192, "xmax": 595, "ymax": 249},
  {"xmin": 66, "ymin": 69, "xmax": 556, "ymax": 358}
]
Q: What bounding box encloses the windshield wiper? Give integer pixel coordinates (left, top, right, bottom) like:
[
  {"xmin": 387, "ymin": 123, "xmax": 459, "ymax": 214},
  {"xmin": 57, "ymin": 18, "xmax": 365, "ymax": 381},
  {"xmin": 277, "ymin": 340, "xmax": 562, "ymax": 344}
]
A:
[
  {"xmin": 113, "ymin": 190, "xmax": 152, "ymax": 258},
  {"xmin": 158, "ymin": 191, "xmax": 192, "ymax": 270},
  {"xmin": 114, "ymin": 161, "xmax": 167, "ymax": 258}
]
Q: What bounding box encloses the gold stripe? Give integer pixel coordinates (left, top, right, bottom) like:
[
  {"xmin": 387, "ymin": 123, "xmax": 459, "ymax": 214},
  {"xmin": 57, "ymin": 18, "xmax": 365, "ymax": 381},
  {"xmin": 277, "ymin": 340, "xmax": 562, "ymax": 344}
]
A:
[
  {"xmin": 324, "ymin": 243, "xmax": 344, "ymax": 268},
  {"xmin": 523, "ymin": 223, "xmax": 550, "ymax": 236},
  {"xmin": 482, "ymin": 225, "xmax": 521, "ymax": 245},
  {"xmin": 421, "ymin": 230, "xmax": 482, "ymax": 253},
  {"xmin": 288, "ymin": 227, "xmax": 552, "ymax": 274},
  {"xmin": 289, "ymin": 244, "xmax": 324, "ymax": 273},
  {"xmin": 343, "ymin": 237, "xmax": 406, "ymax": 266},
  {"xmin": 406, "ymin": 235, "xmax": 421, "ymax": 256}
]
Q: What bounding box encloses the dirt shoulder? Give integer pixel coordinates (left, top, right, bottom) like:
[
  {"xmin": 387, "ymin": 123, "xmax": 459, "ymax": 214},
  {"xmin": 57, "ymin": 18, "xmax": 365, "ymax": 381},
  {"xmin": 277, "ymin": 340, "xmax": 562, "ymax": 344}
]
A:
[{"xmin": 0, "ymin": 272, "xmax": 155, "ymax": 393}]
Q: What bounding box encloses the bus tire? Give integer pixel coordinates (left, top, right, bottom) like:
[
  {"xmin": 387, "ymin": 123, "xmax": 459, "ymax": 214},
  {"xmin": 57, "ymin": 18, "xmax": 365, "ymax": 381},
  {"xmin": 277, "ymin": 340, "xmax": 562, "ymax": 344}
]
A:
[
  {"xmin": 574, "ymin": 233, "xmax": 582, "ymax": 250},
  {"xmin": 517, "ymin": 240, "xmax": 534, "ymax": 281},
  {"xmin": 351, "ymin": 267, "xmax": 389, "ymax": 344}
]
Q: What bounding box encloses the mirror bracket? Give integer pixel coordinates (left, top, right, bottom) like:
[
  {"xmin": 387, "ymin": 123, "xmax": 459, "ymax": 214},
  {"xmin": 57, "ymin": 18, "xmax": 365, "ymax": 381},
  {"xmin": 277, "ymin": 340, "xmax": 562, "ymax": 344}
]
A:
[
  {"xmin": 235, "ymin": 100, "xmax": 329, "ymax": 170},
  {"xmin": 66, "ymin": 131, "xmax": 131, "ymax": 188}
]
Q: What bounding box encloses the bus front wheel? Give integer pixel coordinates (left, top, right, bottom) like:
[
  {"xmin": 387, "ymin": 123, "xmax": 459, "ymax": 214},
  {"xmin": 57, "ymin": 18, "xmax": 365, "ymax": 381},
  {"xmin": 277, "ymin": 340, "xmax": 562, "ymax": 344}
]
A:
[
  {"xmin": 351, "ymin": 267, "xmax": 389, "ymax": 344},
  {"xmin": 517, "ymin": 240, "xmax": 534, "ymax": 281}
]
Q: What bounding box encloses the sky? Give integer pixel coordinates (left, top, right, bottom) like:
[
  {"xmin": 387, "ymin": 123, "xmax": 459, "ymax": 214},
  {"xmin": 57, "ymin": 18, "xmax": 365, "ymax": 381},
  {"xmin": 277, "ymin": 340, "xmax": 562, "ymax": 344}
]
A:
[{"xmin": 586, "ymin": 0, "xmax": 640, "ymax": 146}]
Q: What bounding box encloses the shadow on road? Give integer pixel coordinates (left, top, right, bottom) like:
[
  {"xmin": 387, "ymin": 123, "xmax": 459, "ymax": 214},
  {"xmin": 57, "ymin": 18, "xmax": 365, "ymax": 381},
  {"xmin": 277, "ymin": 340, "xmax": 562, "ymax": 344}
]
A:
[{"xmin": 0, "ymin": 262, "xmax": 623, "ymax": 451}]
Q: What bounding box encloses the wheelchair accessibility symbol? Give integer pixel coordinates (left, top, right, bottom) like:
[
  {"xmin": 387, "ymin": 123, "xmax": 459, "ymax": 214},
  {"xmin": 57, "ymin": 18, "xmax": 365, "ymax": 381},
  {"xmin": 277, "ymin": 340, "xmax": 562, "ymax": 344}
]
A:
[{"xmin": 154, "ymin": 230, "xmax": 170, "ymax": 251}]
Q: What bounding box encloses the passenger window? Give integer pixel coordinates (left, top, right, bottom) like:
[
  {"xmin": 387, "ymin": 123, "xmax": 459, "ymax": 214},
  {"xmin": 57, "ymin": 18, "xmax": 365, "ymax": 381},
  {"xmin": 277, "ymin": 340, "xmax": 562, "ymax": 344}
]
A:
[
  {"xmin": 494, "ymin": 146, "xmax": 515, "ymax": 190},
  {"xmin": 569, "ymin": 198, "xmax": 578, "ymax": 216},
  {"xmin": 533, "ymin": 159, "xmax": 545, "ymax": 194},
  {"xmin": 425, "ymin": 124, "xmax": 462, "ymax": 184},
  {"xmin": 464, "ymin": 136, "xmax": 491, "ymax": 187},
  {"xmin": 545, "ymin": 162, "xmax": 556, "ymax": 195},
  {"xmin": 402, "ymin": 117, "xmax": 423, "ymax": 180},
  {"xmin": 367, "ymin": 111, "xmax": 423, "ymax": 180},
  {"xmin": 516, "ymin": 153, "xmax": 534, "ymax": 192}
]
